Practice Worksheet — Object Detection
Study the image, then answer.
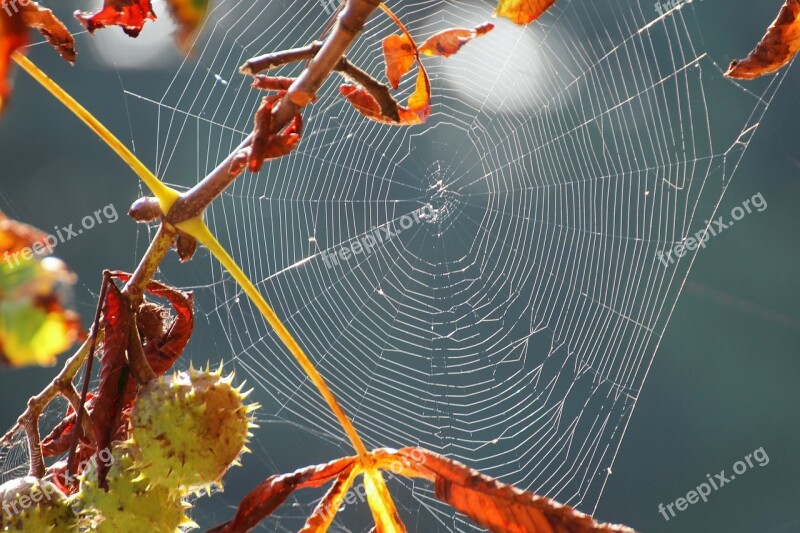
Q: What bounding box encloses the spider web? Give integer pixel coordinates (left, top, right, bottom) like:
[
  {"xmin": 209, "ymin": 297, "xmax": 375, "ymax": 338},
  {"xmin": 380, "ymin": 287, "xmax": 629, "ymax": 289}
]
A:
[{"xmin": 2, "ymin": 0, "xmax": 787, "ymax": 530}]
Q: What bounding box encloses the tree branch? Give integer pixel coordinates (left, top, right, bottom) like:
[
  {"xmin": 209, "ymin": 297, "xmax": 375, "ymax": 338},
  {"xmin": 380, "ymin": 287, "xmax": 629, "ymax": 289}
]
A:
[
  {"xmin": 240, "ymin": 42, "xmax": 324, "ymax": 76},
  {"xmin": 166, "ymin": 0, "xmax": 383, "ymax": 224}
]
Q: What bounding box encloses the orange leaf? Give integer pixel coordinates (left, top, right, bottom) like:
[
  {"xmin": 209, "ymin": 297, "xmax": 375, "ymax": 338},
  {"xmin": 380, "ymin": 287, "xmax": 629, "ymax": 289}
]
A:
[
  {"xmin": 494, "ymin": 0, "xmax": 557, "ymax": 25},
  {"xmin": 419, "ymin": 23, "xmax": 495, "ymax": 58},
  {"xmin": 402, "ymin": 65, "xmax": 431, "ymax": 124},
  {"xmin": 75, "ymin": 0, "xmax": 157, "ymax": 38},
  {"xmin": 383, "ymin": 33, "xmax": 415, "ymax": 89},
  {"xmin": 726, "ymin": 0, "xmax": 800, "ymax": 79},
  {"xmin": 1, "ymin": 1, "xmax": 75, "ymax": 113},
  {"xmin": 376, "ymin": 448, "xmax": 637, "ymax": 533}
]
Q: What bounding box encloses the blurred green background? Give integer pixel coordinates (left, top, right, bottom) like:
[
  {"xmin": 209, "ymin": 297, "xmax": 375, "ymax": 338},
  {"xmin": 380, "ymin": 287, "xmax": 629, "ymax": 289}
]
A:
[{"xmin": 1, "ymin": 1, "xmax": 798, "ymax": 532}]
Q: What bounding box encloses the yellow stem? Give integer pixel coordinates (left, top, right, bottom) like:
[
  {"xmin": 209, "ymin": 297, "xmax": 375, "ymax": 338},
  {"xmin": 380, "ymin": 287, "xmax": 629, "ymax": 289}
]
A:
[
  {"xmin": 178, "ymin": 217, "xmax": 369, "ymax": 458},
  {"xmin": 18, "ymin": 48, "xmax": 404, "ymax": 531},
  {"xmin": 11, "ymin": 52, "xmax": 179, "ymax": 213},
  {"xmin": 14, "ymin": 51, "xmax": 368, "ymax": 458},
  {"xmin": 364, "ymin": 468, "xmax": 406, "ymax": 532}
]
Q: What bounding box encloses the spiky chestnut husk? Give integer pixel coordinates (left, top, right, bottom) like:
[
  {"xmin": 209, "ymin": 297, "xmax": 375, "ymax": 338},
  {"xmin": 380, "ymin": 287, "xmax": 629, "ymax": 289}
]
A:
[
  {"xmin": 129, "ymin": 365, "xmax": 256, "ymax": 493},
  {"xmin": 76, "ymin": 449, "xmax": 195, "ymax": 533},
  {"xmin": 0, "ymin": 476, "xmax": 77, "ymax": 532}
]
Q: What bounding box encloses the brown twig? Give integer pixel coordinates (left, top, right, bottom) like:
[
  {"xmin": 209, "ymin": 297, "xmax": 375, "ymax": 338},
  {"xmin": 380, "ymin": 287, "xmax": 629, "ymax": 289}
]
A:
[
  {"xmin": 240, "ymin": 42, "xmax": 324, "ymax": 76},
  {"xmin": 0, "ymin": 333, "xmax": 101, "ymax": 477},
  {"xmin": 166, "ymin": 0, "xmax": 383, "ymax": 224},
  {"xmin": 66, "ymin": 270, "xmax": 112, "ymax": 476},
  {"xmin": 121, "ymin": 224, "xmax": 176, "ymax": 305}
]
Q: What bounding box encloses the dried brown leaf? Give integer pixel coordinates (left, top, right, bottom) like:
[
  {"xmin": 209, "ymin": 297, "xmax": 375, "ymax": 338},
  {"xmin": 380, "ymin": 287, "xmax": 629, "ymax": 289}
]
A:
[
  {"xmin": 208, "ymin": 457, "xmax": 357, "ymax": 533},
  {"xmin": 726, "ymin": 0, "xmax": 800, "ymax": 79},
  {"xmin": 419, "ymin": 23, "xmax": 494, "ymax": 58}
]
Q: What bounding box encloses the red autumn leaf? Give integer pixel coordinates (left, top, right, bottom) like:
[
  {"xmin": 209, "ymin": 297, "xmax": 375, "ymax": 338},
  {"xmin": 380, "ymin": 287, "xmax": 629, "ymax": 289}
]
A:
[
  {"xmin": 383, "ymin": 33, "xmax": 416, "ymax": 89},
  {"xmin": 41, "ymin": 394, "xmax": 93, "ymax": 457},
  {"xmin": 75, "ymin": 0, "xmax": 157, "ymax": 38},
  {"xmin": 378, "ymin": 448, "xmax": 637, "ymax": 533},
  {"xmin": 91, "ymin": 281, "xmax": 131, "ymax": 487},
  {"xmin": 0, "ymin": 5, "xmax": 26, "ymax": 112},
  {"xmin": 419, "ymin": 23, "xmax": 494, "ymax": 58},
  {"xmin": 40, "ymin": 275, "xmax": 190, "ymax": 461},
  {"xmin": 726, "ymin": 0, "xmax": 800, "ymax": 79},
  {"xmin": 252, "ymin": 76, "xmax": 315, "ymax": 105},
  {"xmin": 46, "ymin": 444, "xmax": 95, "ymax": 495},
  {"xmin": 41, "ymin": 413, "xmax": 79, "ymax": 457},
  {"xmin": 1, "ymin": 1, "xmax": 75, "ymax": 113},
  {"xmin": 208, "ymin": 457, "xmax": 357, "ymax": 533},
  {"xmin": 138, "ymin": 282, "xmax": 194, "ymax": 375},
  {"xmin": 495, "ymin": 0, "xmax": 557, "ymax": 25},
  {"xmin": 109, "ymin": 272, "xmax": 195, "ymax": 378},
  {"xmin": 230, "ymin": 93, "xmax": 303, "ymax": 175}
]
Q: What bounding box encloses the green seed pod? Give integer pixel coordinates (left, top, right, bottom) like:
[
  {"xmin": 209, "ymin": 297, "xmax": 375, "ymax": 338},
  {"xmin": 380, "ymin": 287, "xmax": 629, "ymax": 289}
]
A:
[
  {"xmin": 0, "ymin": 476, "xmax": 77, "ymax": 532},
  {"xmin": 129, "ymin": 365, "xmax": 256, "ymax": 493},
  {"xmin": 77, "ymin": 450, "xmax": 194, "ymax": 533}
]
